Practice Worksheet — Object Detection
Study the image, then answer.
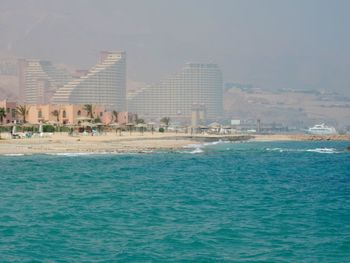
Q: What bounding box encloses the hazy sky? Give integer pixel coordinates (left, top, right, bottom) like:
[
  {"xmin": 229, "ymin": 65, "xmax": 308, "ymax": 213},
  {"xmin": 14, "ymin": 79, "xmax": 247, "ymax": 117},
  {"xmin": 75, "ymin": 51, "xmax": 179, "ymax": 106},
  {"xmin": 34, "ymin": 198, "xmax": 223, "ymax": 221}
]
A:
[{"xmin": 1, "ymin": 0, "xmax": 350, "ymax": 94}]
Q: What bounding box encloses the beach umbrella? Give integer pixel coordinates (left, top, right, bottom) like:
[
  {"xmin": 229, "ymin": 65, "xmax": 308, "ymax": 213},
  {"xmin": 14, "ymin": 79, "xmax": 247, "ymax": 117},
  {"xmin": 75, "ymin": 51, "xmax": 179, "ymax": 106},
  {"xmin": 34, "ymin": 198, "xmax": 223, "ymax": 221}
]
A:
[
  {"xmin": 94, "ymin": 122, "xmax": 104, "ymax": 126},
  {"xmin": 136, "ymin": 123, "xmax": 147, "ymax": 135},
  {"xmin": 135, "ymin": 123, "xmax": 147, "ymax": 128},
  {"xmin": 64, "ymin": 123, "xmax": 77, "ymax": 127},
  {"xmin": 148, "ymin": 122, "xmax": 156, "ymax": 134},
  {"xmin": 109, "ymin": 123, "xmax": 121, "ymax": 135},
  {"xmin": 76, "ymin": 116, "xmax": 93, "ymax": 121},
  {"xmin": 21, "ymin": 123, "xmax": 35, "ymax": 128},
  {"xmin": 93, "ymin": 122, "xmax": 104, "ymax": 133},
  {"xmin": 2, "ymin": 123, "xmax": 14, "ymax": 128},
  {"xmin": 80, "ymin": 121, "xmax": 96, "ymax": 127},
  {"xmin": 126, "ymin": 123, "xmax": 134, "ymax": 135}
]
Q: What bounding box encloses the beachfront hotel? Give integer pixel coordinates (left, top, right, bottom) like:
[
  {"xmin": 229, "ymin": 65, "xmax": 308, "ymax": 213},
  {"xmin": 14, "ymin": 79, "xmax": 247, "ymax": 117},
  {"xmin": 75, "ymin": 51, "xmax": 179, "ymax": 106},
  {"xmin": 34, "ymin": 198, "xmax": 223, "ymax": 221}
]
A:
[
  {"xmin": 127, "ymin": 63, "xmax": 223, "ymax": 120},
  {"xmin": 18, "ymin": 104, "xmax": 135, "ymax": 126},
  {"xmin": 51, "ymin": 51, "xmax": 126, "ymax": 111},
  {"xmin": 18, "ymin": 59, "xmax": 72, "ymax": 104}
]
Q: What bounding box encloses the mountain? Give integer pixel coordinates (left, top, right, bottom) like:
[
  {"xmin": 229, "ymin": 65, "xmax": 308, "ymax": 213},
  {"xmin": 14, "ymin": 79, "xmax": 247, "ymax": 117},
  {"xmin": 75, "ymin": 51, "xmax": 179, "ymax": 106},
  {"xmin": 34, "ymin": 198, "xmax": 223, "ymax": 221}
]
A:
[{"xmin": 224, "ymin": 87, "xmax": 350, "ymax": 129}]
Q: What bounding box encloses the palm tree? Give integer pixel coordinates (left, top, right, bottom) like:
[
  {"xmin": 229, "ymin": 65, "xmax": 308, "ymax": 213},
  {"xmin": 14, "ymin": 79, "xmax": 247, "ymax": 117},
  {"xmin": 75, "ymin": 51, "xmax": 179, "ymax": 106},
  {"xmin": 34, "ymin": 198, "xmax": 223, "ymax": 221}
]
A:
[
  {"xmin": 0, "ymin": 107, "xmax": 6, "ymax": 124},
  {"xmin": 112, "ymin": 110, "xmax": 118, "ymax": 123},
  {"xmin": 136, "ymin": 118, "xmax": 145, "ymax": 124},
  {"xmin": 160, "ymin": 117, "xmax": 170, "ymax": 131},
  {"xmin": 160, "ymin": 117, "xmax": 170, "ymax": 126},
  {"xmin": 0, "ymin": 108, "xmax": 6, "ymax": 139},
  {"xmin": 51, "ymin": 110, "xmax": 60, "ymax": 122},
  {"xmin": 16, "ymin": 105, "xmax": 29, "ymax": 123},
  {"xmin": 84, "ymin": 104, "xmax": 94, "ymax": 119}
]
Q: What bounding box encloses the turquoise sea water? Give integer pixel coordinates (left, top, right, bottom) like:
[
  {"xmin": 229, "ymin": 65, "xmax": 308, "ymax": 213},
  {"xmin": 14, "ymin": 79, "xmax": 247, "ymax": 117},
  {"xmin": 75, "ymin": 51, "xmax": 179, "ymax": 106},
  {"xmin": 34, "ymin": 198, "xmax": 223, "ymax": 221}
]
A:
[{"xmin": 0, "ymin": 141, "xmax": 350, "ymax": 262}]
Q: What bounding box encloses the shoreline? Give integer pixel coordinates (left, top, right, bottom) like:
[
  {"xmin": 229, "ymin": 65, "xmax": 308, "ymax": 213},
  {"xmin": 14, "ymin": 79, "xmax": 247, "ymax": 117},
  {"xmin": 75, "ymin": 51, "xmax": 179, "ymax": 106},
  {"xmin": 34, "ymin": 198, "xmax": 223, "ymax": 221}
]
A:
[{"xmin": 0, "ymin": 132, "xmax": 349, "ymax": 155}]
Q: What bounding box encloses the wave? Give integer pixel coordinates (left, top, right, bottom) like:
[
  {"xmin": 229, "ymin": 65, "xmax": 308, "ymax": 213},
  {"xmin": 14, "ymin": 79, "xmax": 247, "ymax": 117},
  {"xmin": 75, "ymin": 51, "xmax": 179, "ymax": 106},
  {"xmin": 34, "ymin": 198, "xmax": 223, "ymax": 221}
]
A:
[
  {"xmin": 266, "ymin": 147, "xmax": 341, "ymax": 154},
  {"xmin": 182, "ymin": 140, "xmax": 232, "ymax": 154},
  {"xmin": 306, "ymin": 148, "xmax": 339, "ymax": 154},
  {"xmin": 189, "ymin": 147, "xmax": 204, "ymax": 154},
  {"xmin": 47, "ymin": 152, "xmax": 96, "ymax": 156},
  {"xmin": 184, "ymin": 140, "xmax": 228, "ymax": 148},
  {"xmin": 266, "ymin": 147, "xmax": 284, "ymax": 152}
]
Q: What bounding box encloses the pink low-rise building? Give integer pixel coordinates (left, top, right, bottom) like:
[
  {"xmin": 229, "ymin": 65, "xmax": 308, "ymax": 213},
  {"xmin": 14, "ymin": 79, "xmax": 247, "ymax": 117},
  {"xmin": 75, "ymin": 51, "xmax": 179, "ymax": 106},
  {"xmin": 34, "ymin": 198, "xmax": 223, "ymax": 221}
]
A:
[
  {"xmin": 0, "ymin": 99, "xmax": 17, "ymax": 124},
  {"xmin": 0, "ymin": 100, "xmax": 138, "ymax": 126},
  {"xmin": 24, "ymin": 104, "xmax": 137, "ymax": 125},
  {"xmin": 26, "ymin": 104, "xmax": 107, "ymax": 125}
]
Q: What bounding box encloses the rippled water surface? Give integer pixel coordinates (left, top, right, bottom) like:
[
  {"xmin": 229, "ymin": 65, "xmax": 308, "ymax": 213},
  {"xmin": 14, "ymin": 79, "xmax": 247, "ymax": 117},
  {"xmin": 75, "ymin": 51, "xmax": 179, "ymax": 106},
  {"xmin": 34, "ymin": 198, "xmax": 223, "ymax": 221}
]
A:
[{"xmin": 1, "ymin": 141, "xmax": 350, "ymax": 262}]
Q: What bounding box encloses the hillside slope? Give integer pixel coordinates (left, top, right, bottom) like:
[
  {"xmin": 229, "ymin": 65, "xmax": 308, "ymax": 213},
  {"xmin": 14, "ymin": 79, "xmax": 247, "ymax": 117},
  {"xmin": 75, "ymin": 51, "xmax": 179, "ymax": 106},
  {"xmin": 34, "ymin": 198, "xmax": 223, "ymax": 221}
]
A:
[{"xmin": 224, "ymin": 88, "xmax": 350, "ymax": 129}]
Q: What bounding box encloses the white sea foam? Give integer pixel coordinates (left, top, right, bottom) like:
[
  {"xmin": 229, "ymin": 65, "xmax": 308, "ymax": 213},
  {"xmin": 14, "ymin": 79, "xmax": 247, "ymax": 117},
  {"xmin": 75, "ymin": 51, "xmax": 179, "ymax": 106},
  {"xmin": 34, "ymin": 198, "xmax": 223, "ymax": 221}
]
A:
[
  {"xmin": 183, "ymin": 143, "xmax": 203, "ymax": 149},
  {"xmin": 2, "ymin": 153, "xmax": 25, "ymax": 156},
  {"xmin": 266, "ymin": 147, "xmax": 340, "ymax": 154},
  {"xmin": 184, "ymin": 140, "xmax": 227, "ymax": 149},
  {"xmin": 189, "ymin": 147, "xmax": 204, "ymax": 154},
  {"xmin": 203, "ymin": 140, "xmax": 225, "ymax": 146},
  {"xmin": 306, "ymin": 148, "xmax": 339, "ymax": 154},
  {"xmin": 46, "ymin": 150, "xmax": 155, "ymax": 156},
  {"xmin": 47, "ymin": 152, "xmax": 96, "ymax": 156},
  {"xmin": 266, "ymin": 147, "xmax": 284, "ymax": 152},
  {"xmin": 183, "ymin": 140, "xmax": 226, "ymax": 154}
]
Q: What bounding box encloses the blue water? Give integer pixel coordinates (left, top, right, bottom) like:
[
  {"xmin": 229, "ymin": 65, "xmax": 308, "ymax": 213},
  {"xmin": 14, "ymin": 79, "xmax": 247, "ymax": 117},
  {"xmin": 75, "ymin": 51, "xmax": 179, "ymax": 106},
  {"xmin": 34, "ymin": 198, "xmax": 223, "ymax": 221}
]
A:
[{"xmin": 0, "ymin": 141, "xmax": 349, "ymax": 262}]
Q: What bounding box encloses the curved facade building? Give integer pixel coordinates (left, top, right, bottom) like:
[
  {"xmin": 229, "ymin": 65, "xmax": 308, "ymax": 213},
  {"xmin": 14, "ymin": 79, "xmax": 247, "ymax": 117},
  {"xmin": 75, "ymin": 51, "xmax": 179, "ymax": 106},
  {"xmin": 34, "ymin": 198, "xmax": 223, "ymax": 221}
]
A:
[
  {"xmin": 127, "ymin": 63, "xmax": 223, "ymax": 119},
  {"xmin": 52, "ymin": 51, "xmax": 126, "ymax": 111},
  {"xmin": 19, "ymin": 59, "xmax": 72, "ymax": 104}
]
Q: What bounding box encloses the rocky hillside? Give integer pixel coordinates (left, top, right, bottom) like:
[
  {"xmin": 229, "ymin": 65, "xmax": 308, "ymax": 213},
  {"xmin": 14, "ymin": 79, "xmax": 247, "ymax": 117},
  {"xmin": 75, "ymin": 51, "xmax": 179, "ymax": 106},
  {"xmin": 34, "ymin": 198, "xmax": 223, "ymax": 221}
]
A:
[{"xmin": 224, "ymin": 87, "xmax": 350, "ymax": 129}]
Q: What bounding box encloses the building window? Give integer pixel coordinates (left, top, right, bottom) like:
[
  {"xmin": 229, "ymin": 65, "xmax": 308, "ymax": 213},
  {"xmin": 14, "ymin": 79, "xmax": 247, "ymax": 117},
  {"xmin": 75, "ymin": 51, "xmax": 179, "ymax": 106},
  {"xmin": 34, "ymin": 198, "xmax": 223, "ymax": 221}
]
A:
[
  {"xmin": 38, "ymin": 110, "xmax": 42, "ymax": 118},
  {"xmin": 100, "ymin": 112, "xmax": 103, "ymax": 117},
  {"xmin": 77, "ymin": 110, "xmax": 81, "ymax": 116},
  {"xmin": 11, "ymin": 109, "xmax": 16, "ymax": 118},
  {"xmin": 63, "ymin": 110, "xmax": 67, "ymax": 118}
]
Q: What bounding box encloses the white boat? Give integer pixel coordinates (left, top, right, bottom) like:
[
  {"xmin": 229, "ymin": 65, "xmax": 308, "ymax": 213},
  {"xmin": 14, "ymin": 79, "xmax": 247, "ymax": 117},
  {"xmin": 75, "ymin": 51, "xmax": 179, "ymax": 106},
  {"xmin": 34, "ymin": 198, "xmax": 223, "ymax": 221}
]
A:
[{"xmin": 307, "ymin": 124, "xmax": 337, "ymax": 135}]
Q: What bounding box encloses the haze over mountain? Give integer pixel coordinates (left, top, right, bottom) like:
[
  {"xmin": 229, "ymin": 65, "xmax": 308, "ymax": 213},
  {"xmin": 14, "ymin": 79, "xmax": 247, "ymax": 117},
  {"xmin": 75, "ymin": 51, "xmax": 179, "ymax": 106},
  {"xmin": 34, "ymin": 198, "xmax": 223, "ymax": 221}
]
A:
[{"xmin": 1, "ymin": 0, "xmax": 350, "ymax": 96}]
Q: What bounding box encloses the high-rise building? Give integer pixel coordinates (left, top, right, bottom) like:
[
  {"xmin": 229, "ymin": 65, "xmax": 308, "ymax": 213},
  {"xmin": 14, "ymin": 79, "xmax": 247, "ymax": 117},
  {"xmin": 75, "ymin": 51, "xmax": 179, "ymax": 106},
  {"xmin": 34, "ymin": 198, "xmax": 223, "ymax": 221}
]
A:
[
  {"xmin": 127, "ymin": 63, "xmax": 223, "ymax": 120},
  {"xmin": 51, "ymin": 51, "xmax": 126, "ymax": 111},
  {"xmin": 18, "ymin": 59, "xmax": 72, "ymax": 104}
]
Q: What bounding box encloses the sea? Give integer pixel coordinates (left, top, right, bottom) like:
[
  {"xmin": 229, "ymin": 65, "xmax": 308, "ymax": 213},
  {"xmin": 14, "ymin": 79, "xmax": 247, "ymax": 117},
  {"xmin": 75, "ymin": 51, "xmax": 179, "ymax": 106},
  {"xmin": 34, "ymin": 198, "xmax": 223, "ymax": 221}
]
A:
[{"xmin": 0, "ymin": 141, "xmax": 349, "ymax": 262}]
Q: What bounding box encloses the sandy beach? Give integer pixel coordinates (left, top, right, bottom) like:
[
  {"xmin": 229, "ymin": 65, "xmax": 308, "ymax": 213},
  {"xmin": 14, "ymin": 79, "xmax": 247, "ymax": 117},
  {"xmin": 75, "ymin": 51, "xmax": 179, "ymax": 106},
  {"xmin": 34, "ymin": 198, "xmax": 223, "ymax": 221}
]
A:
[
  {"xmin": 0, "ymin": 132, "xmax": 198, "ymax": 155},
  {"xmin": 0, "ymin": 132, "xmax": 350, "ymax": 155}
]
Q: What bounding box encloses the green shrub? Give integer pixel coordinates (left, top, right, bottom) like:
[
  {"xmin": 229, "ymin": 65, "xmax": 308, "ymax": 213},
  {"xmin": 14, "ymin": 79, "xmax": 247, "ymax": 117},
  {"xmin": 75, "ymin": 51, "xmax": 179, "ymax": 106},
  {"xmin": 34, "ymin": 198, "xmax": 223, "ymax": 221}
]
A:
[
  {"xmin": 159, "ymin": 127, "xmax": 165, "ymax": 133},
  {"xmin": 59, "ymin": 126, "xmax": 71, "ymax": 132},
  {"xmin": 43, "ymin": 125, "xmax": 55, "ymax": 132}
]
